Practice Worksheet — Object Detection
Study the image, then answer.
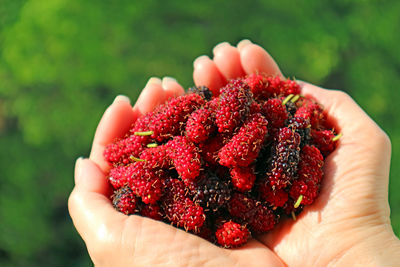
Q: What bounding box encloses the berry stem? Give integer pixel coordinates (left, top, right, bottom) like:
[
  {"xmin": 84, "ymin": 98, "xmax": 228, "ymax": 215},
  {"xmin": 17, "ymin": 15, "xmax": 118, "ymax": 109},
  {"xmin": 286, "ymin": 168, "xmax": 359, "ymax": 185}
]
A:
[
  {"xmin": 134, "ymin": 131, "xmax": 154, "ymax": 136},
  {"xmin": 147, "ymin": 143, "xmax": 158, "ymax": 148},
  {"xmin": 129, "ymin": 155, "xmax": 146, "ymax": 162},
  {"xmin": 332, "ymin": 133, "xmax": 343, "ymax": 142},
  {"xmin": 282, "ymin": 94, "xmax": 294, "ymax": 105},
  {"xmin": 291, "ymin": 211, "xmax": 297, "ymax": 221},
  {"xmin": 294, "ymin": 194, "xmax": 303, "ymax": 208},
  {"xmin": 290, "ymin": 94, "xmax": 300, "ymax": 103}
]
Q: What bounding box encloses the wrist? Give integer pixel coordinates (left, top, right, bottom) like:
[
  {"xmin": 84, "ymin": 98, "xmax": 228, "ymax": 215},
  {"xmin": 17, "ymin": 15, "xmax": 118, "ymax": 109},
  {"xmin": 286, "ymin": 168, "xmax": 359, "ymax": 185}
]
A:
[{"xmin": 331, "ymin": 227, "xmax": 400, "ymax": 266}]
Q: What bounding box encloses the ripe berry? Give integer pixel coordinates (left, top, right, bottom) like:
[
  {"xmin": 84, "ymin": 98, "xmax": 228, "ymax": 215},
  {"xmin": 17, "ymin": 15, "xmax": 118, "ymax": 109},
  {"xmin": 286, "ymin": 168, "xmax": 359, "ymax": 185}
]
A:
[
  {"xmin": 192, "ymin": 172, "xmax": 232, "ymax": 212},
  {"xmin": 267, "ymin": 127, "xmax": 301, "ymax": 189},
  {"xmin": 150, "ymin": 94, "xmax": 205, "ymax": 142},
  {"xmin": 311, "ymin": 129, "xmax": 337, "ymax": 156},
  {"xmin": 140, "ymin": 145, "xmax": 171, "ymax": 169},
  {"xmin": 166, "ymin": 136, "xmax": 202, "ymax": 184},
  {"xmin": 290, "ymin": 145, "xmax": 324, "ymax": 205},
  {"xmin": 215, "ymin": 221, "xmax": 250, "ymax": 248},
  {"xmin": 219, "ymin": 113, "xmax": 268, "ymax": 167},
  {"xmin": 216, "ymin": 79, "xmax": 253, "ymax": 133},
  {"xmin": 188, "ymin": 85, "xmax": 213, "ymax": 100},
  {"xmin": 112, "ymin": 186, "xmax": 138, "ymax": 215},
  {"xmin": 261, "ymin": 98, "xmax": 289, "ymax": 128},
  {"xmin": 186, "ymin": 107, "xmax": 216, "ymax": 143},
  {"xmin": 230, "ymin": 166, "xmax": 256, "ymax": 192},
  {"xmin": 162, "ymin": 179, "xmax": 205, "ymax": 231}
]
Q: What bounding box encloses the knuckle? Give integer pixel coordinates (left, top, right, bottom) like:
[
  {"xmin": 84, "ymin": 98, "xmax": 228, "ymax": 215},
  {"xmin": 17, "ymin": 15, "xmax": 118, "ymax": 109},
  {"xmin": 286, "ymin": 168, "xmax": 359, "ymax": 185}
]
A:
[
  {"xmin": 330, "ymin": 89, "xmax": 352, "ymax": 101},
  {"xmin": 376, "ymin": 128, "xmax": 392, "ymax": 151}
]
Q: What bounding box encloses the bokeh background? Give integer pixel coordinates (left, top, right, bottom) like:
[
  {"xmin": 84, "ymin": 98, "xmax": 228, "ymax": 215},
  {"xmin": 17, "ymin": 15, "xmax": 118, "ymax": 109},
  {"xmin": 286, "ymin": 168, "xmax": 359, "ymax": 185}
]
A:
[{"xmin": 0, "ymin": 0, "xmax": 399, "ymax": 266}]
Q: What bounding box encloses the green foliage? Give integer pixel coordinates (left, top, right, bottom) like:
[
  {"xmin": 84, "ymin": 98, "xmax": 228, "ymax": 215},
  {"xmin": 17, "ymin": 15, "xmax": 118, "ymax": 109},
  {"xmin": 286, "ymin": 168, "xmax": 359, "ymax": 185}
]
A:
[{"xmin": 0, "ymin": 0, "xmax": 399, "ymax": 265}]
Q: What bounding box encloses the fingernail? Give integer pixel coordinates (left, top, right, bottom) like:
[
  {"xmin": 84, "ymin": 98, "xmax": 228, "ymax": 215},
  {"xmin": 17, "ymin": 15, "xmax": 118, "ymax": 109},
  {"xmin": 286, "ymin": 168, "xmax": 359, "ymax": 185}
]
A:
[
  {"xmin": 146, "ymin": 77, "xmax": 162, "ymax": 86},
  {"xmin": 162, "ymin": 76, "xmax": 177, "ymax": 84},
  {"xmin": 75, "ymin": 157, "xmax": 84, "ymax": 183},
  {"xmin": 213, "ymin": 41, "xmax": 230, "ymax": 55},
  {"xmin": 193, "ymin": 55, "xmax": 209, "ymax": 69},
  {"xmin": 237, "ymin": 39, "xmax": 252, "ymax": 51},
  {"xmin": 113, "ymin": 95, "xmax": 131, "ymax": 104}
]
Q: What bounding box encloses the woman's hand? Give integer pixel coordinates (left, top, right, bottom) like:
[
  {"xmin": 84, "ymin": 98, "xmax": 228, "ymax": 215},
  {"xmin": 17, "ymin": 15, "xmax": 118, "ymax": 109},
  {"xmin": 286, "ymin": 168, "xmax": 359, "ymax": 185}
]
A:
[
  {"xmin": 68, "ymin": 76, "xmax": 284, "ymax": 266},
  {"xmin": 193, "ymin": 40, "xmax": 400, "ymax": 266}
]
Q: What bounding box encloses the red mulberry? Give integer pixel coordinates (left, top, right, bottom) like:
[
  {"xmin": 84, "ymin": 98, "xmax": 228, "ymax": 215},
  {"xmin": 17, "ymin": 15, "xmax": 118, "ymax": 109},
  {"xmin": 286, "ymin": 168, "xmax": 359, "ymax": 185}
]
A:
[
  {"xmin": 186, "ymin": 107, "xmax": 216, "ymax": 143},
  {"xmin": 219, "ymin": 113, "xmax": 268, "ymax": 167},
  {"xmin": 311, "ymin": 129, "xmax": 337, "ymax": 157},
  {"xmin": 162, "ymin": 179, "xmax": 205, "ymax": 231},
  {"xmin": 290, "ymin": 145, "xmax": 324, "ymax": 205},
  {"xmin": 261, "ymin": 98, "xmax": 289, "ymax": 128},
  {"xmin": 150, "ymin": 94, "xmax": 205, "ymax": 142},
  {"xmin": 166, "ymin": 136, "xmax": 202, "ymax": 183},
  {"xmin": 267, "ymin": 127, "xmax": 301, "ymax": 189},
  {"xmin": 216, "ymin": 221, "xmax": 250, "ymax": 248},
  {"xmin": 216, "ymin": 79, "xmax": 253, "ymax": 133},
  {"xmin": 230, "ymin": 166, "xmax": 256, "ymax": 192},
  {"xmin": 111, "ymin": 186, "xmax": 138, "ymax": 215},
  {"xmin": 128, "ymin": 162, "xmax": 164, "ymax": 204},
  {"xmin": 140, "ymin": 145, "xmax": 171, "ymax": 169}
]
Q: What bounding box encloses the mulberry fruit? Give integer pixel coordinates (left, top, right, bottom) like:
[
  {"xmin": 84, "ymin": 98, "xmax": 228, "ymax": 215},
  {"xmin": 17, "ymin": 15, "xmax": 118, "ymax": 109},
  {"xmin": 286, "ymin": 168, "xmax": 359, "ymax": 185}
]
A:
[
  {"xmin": 267, "ymin": 127, "xmax": 301, "ymax": 189},
  {"xmin": 216, "ymin": 221, "xmax": 250, "ymax": 248},
  {"xmin": 192, "ymin": 172, "xmax": 232, "ymax": 212},
  {"xmin": 230, "ymin": 166, "xmax": 256, "ymax": 192},
  {"xmin": 216, "ymin": 79, "xmax": 253, "ymax": 133},
  {"xmin": 150, "ymin": 94, "xmax": 205, "ymax": 142},
  {"xmin": 219, "ymin": 113, "xmax": 268, "ymax": 167},
  {"xmin": 186, "ymin": 107, "xmax": 216, "ymax": 143},
  {"xmin": 112, "ymin": 186, "xmax": 138, "ymax": 215},
  {"xmin": 166, "ymin": 136, "xmax": 202, "ymax": 183},
  {"xmin": 261, "ymin": 98, "xmax": 289, "ymax": 128},
  {"xmin": 290, "ymin": 145, "xmax": 324, "ymax": 205},
  {"xmin": 104, "ymin": 73, "xmax": 337, "ymax": 249},
  {"xmin": 162, "ymin": 179, "xmax": 205, "ymax": 231},
  {"xmin": 188, "ymin": 85, "xmax": 212, "ymax": 101}
]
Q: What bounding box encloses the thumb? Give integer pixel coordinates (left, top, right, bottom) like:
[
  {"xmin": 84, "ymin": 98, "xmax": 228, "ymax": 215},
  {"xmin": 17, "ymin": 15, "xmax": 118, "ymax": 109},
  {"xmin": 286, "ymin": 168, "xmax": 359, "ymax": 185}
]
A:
[{"xmin": 68, "ymin": 158, "xmax": 128, "ymax": 246}]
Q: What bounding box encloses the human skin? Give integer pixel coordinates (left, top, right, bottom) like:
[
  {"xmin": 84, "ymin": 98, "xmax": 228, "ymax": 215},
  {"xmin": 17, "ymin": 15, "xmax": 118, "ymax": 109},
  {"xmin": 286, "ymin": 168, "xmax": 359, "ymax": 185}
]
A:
[{"xmin": 68, "ymin": 40, "xmax": 400, "ymax": 266}]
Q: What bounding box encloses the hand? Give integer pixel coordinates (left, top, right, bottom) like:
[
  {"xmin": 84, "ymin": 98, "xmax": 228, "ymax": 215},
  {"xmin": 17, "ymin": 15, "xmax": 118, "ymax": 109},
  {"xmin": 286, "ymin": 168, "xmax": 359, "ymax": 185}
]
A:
[
  {"xmin": 68, "ymin": 77, "xmax": 284, "ymax": 266},
  {"xmin": 193, "ymin": 40, "xmax": 400, "ymax": 266}
]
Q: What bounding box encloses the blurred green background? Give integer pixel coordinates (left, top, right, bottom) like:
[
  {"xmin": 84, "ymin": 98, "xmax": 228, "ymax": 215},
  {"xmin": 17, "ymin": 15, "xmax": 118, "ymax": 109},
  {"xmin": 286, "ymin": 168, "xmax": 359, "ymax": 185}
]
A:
[{"xmin": 0, "ymin": 0, "xmax": 399, "ymax": 266}]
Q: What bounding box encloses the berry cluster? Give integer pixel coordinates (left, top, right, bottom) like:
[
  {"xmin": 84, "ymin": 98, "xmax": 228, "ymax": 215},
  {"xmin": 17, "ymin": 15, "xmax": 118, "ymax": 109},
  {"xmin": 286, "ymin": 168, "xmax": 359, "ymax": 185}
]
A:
[{"xmin": 105, "ymin": 74, "xmax": 340, "ymax": 248}]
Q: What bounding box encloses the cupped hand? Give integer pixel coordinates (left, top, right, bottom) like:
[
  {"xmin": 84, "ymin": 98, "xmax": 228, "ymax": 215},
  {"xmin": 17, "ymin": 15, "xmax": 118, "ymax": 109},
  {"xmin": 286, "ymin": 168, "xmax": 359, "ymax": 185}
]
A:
[
  {"xmin": 68, "ymin": 77, "xmax": 284, "ymax": 266},
  {"xmin": 193, "ymin": 40, "xmax": 400, "ymax": 266}
]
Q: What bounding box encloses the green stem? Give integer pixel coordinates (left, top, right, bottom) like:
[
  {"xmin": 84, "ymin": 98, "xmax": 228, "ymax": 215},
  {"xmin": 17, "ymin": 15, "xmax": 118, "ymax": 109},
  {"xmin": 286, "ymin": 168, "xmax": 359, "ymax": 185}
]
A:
[
  {"xmin": 290, "ymin": 94, "xmax": 300, "ymax": 103},
  {"xmin": 130, "ymin": 155, "xmax": 146, "ymax": 162},
  {"xmin": 282, "ymin": 94, "xmax": 294, "ymax": 105},
  {"xmin": 134, "ymin": 131, "xmax": 154, "ymax": 136},
  {"xmin": 332, "ymin": 132, "xmax": 343, "ymax": 141},
  {"xmin": 147, "ymin": 143, "xmax": 158, "ymax": 148},
  {"xmin": 294, "ymin": 195, "xmax": 303, "ymax": 208}
]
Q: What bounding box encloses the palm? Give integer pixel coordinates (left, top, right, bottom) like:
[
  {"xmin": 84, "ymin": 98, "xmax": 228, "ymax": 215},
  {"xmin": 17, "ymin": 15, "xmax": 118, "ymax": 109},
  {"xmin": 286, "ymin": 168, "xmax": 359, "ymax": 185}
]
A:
[
  {"xmin": 192, "ymin": 41, "xmax": 392, "ymax": 266},
  {"xmin": 69, "ymin": 41, "xmax": 392, "ymax": 266},
  {"xmin": 69, "ymin": 76, "xmax": 283, "ymax": 266}
]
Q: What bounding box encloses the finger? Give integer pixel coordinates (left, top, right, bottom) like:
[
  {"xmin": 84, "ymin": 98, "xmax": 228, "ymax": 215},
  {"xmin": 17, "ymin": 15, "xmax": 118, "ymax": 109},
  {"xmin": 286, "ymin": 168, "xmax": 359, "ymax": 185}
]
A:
[
  {"xmin": 68, "ymin": 158, "xmax": 128, "ymax": 243},
  {"xmin": 229, "ymin": 239, "xmax": 286, "ymax": 267},
  {"xmin": 236, "ymin": 39, "xmax": 253, "ymax": 51},
  {"xmin": 89, "ymin": 96, "xmax": 137, "ymax": 173},
  {"xmin": 239, "ymin": 42, "xmax": 283, "ymax": 77},
  {"xmin": 193, "ymin": 55, "xmax": 227, "ymax": 96},
  {"xmin": 213, "ymin": 42, "xmax": 246, "ymax": 80},
  {"xmin": 162, "ymin": 76, "xmax": 185, "ymax": 100},
  {"xmin": 133, "ymin": 77, "xmax": 166, "ymax": 116}
]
